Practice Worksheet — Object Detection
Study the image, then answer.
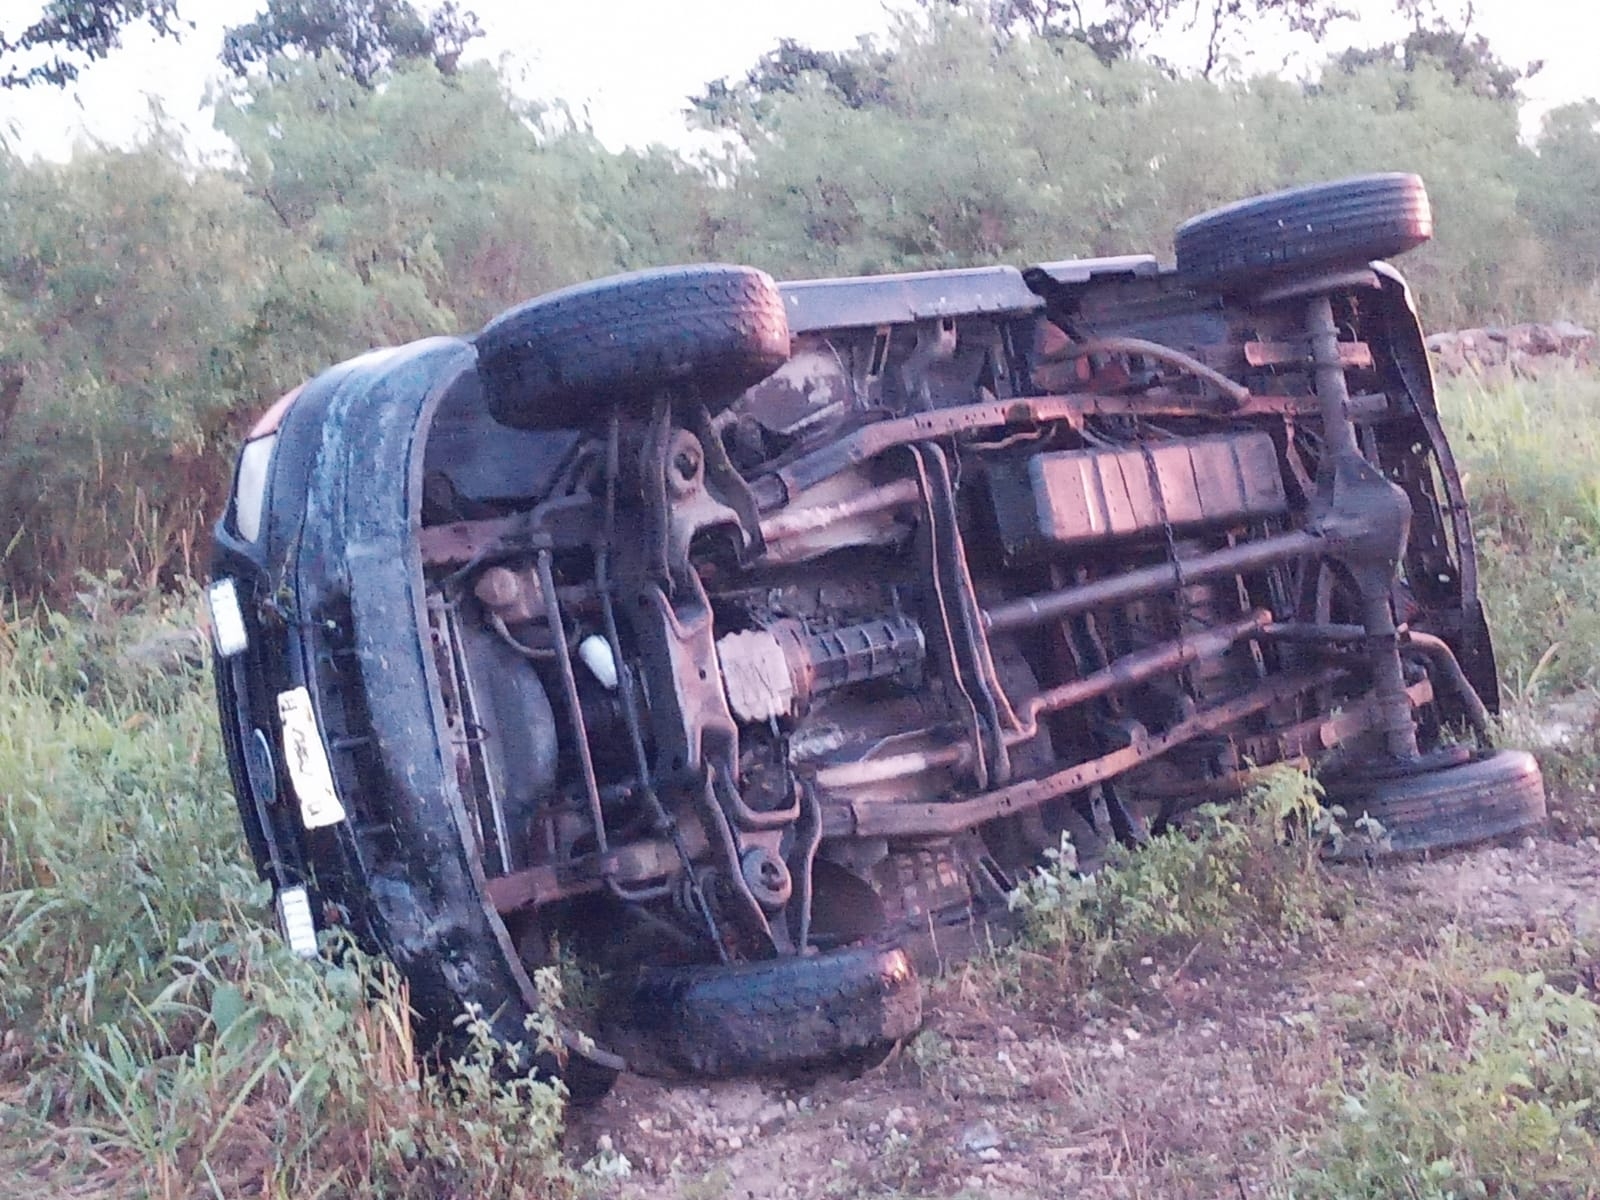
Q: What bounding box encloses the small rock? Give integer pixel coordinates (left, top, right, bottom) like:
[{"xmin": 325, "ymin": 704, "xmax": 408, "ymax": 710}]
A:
[
  {"xmin": 958, "ymin": 1119, "xmax": 1003, "ymax": 1154},
  {"xmin": 978, "ymin": 1147, "xmax": 1003, "ymax": 1162}
]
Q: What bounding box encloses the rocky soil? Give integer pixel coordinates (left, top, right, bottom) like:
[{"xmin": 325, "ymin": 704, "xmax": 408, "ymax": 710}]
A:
[
  {"xmin": 567, "ymin": 827, "xmax": 1600, "ymax": 1200},
  {"xmin": 1427, "ymin": 321, "xmax": 1595, "ymax": 377}
]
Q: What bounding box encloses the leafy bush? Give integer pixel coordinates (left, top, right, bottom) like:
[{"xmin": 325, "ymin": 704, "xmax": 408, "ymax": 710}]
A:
[
  {"xmin": 1008, "ymin": 767, "xmax": 1337, "ymax": 989},
  {"xmin": 1290, "ymin": 970, "xmax": 1600, "ymax": 1199},
  {"xmin": 0, "ymin": 60, "xmax": 712, "ymax": 604}
]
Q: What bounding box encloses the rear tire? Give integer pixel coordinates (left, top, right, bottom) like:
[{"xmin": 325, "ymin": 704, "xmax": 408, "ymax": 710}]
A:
[
  {"xmin": 1175, "ymin": 174, "xmax": 1432, "ymax": 292},
  {"xmin": 1322, "ymin": 748, "xmax": 1546, "ymax": 859},
  {"xmin": 476, "ymin": 264, "xmax": 791, "ymax": 429}
]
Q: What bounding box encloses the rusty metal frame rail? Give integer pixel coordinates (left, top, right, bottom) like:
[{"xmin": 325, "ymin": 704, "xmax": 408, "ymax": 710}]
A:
[
  {"xmin": 822, "ymin": 667, "xmax": 1348, "ymax": 838},
  {"xmin": 808, "ymin": 609, "xmax": 1274, "ymax": 790}
]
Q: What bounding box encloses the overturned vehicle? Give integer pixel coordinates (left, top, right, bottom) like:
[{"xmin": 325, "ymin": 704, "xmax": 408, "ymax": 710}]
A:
[{"xmin": 210, "ymin": 174, "xmax": 1545, "ymax": 1097}]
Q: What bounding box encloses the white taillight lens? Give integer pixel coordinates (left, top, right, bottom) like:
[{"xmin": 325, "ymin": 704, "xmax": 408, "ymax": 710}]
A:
[
  {"xmin": 207, "ymin": 578, "xmax": 249, "ymax": 658},
  {"xmin": 275, "ymin": 885, "xmax": 319, "ymax": 958},
  {"xmin": 233, "ymin": 434, "xmax": 277, "ymax": 542}
]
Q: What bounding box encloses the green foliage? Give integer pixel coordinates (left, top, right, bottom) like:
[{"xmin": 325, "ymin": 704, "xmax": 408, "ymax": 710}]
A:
[
  {"xmin": 222, "ymin": 0, "xmax": 482, "ymax": 87},
  {"xmin": 1289, "ymin": 970, "xmax": 1600, "ymax": 1199},
  {"xmin": 1009, "ymin": 767, "xmax": 1335, "ymax": 988},
  {"xmin": 0, "ymin": 138, "xmax": 282, "ymax": 595},
  {"xmin": 0, "ymin": 59, "xmax": 712, "ymax": 602},
  {"xmin": 214, "ymin": 58, "xmax": 710, "ymax": 330},
  {"xmin": 1439, "ymin": 368, "xmax": 1600, "ymax": 697},
  {"xmin": 690, "ymin": 35, "xmax": 896, "ymax": 131},
  {"xmin": 62, "ymin": 939, "xmax": 568, "ymax": 1199},
  {"xmin": 1334, "ymin": 18, "xmax": 1539, "ymax": 102},
  {"xmin": 1, "ymin": 13, "xmax": 1599, "ymax": 604},
  {"xmin": 1519, "ymin": 102, "xmax": 1600, "ymax": 298},
  {"xmin": 0, "ymin": 584, "xmax": 239, "ymax": 1049},
  {"xmin": 0, "ymin": 1, "xmax": 183, "ymax": 89},
  {"xmin": 698, "ymin": 11, "xmax": 1551, "ymax": 326},
  {"xmin": 0, "ymin": 592, "xmax": 573, "ymax": 1198}
]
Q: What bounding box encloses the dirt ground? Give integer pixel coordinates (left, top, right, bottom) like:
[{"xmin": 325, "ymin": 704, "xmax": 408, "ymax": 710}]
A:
[{"xmin": 566, "ymin": 825, "xmax": 1600, "ymax": 1200}]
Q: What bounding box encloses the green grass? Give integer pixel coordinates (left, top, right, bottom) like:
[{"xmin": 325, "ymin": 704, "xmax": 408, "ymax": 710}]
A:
[
  {"xmin": 3, "ymin": 367, "xmax": 1597, "ymax": 1196},
  {"xmin": 1285, "ymin": 954, "xmax": 1600, "ymax": 1199},
  {"xmin": 1005, "ymin": 767, "xmax": 1342, "ymax": 1002},
  {"xmin": 1439, "ymin": 366, "xmax": 1600, "ymax": 831},
  {"xmin": 1440, "ymin": 366, "xmax": 1600, "ymax": 700},
  {"xmin": 0, "ymin": 581, "xmax": 574, "ymax": 1199}
]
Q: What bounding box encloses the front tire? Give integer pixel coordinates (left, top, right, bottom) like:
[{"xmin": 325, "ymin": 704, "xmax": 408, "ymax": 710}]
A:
[
  {"xmin": 476, "ymin": 264, "xmax": 791, "ymax": 429},
  {"xmin": 611, "ymin": 944, "xmax": 923, "ymax": 1077}
]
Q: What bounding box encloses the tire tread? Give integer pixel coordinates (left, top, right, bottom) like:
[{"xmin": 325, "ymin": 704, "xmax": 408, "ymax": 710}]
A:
[
  {"xmin": 476, "ymin": 264, "xmax": 790, "ymax": 429},
  {"xmin": 1176, "ymin": 174, "xmax": 1432, "ymax": 290}
]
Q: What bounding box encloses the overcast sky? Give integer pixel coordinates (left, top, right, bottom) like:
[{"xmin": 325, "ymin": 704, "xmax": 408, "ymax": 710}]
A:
[{"xmin": 1, "ymin": 0, "xmax": 1594, "ymax": 161}]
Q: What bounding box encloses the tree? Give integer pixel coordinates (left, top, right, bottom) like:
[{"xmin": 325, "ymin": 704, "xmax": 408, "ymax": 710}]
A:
[
  {"xmin": 975, "ymin": 0, "xmax": 1350, "ymax": 76},
  {"xmin": 0, "ymin": 1, "xmax": 185, "ymax": 89},
  {"xmin": 221, "ymin": 0, "xmax": 481, "ymax": 87},
  {"xmin": 697, "ymin": 0, "xmax": 1364, "ymax": 109},
  {"xmin": 1519, "ymin": 102, "xmax": 1600, "ymax": 289},
  {"xmin": 1335, "ymin": 2, "xmax": 1538, "ymax": 102},
  {"xmin": 691, "ymin": 37, "xmax": 897, "ymax": 131}
]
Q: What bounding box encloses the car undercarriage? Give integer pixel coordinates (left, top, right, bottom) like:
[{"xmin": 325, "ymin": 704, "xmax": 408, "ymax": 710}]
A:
[{"xmin": 211, "ymin": 174, "xmax": 1545, "ymax": 1098}]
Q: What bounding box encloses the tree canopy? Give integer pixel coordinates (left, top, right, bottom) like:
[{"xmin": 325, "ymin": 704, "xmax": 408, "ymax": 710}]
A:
[
  {"xmin": 221, "ymin": 0, "xmax": 482, "ymax": 86},
  {"xmin": 691, "ymin": 37, "xmax": 896, "ymax": 131},
  {"xmin": 1334, "ymin": 3, "xmax": 1540, "ymax": 102},
  {"xmin": 0, "ymin": 8, "xmax": 1597, "ymax": 602},
  {"xmin": 0, "ymin": 1, "xmax": 185, "ymax": 89},
  {"xmin": 691, "ymin": 0, "xmax": 1364, "ymax": 127},
  {"xmin": 977, "ymin": 0, "xmax": 1348, "ymax": 76}
]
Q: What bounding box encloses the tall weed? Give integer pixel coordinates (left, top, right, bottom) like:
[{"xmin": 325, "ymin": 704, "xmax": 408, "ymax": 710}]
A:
[
  {"xmin": 0, "ymin": 593, "xmax": 574, "ymax": 1199},
  {"xmin": 1008, "ymin": 767, "xmax": 1337, "ymax": 991},
  {"xmin": 1440, "ymin": 367, "xmax": 1600, "ymax": 698},
  {"xmin": 1289, "ymin": 968, "xmax": 1600, "ymax": 1199}
]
